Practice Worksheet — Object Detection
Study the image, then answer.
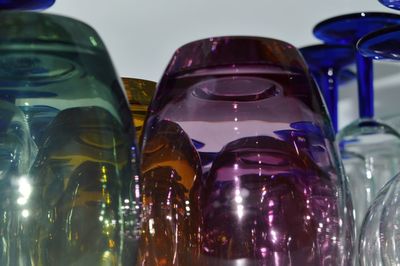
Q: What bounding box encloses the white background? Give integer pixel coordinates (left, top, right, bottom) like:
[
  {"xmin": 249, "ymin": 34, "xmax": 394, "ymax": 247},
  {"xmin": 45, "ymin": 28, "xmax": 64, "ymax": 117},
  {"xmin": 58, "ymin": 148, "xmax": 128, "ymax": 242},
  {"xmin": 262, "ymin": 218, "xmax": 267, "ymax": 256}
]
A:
[{"xmin": 46, "ymin": 0, "xmax": 400, "ymax": 128}]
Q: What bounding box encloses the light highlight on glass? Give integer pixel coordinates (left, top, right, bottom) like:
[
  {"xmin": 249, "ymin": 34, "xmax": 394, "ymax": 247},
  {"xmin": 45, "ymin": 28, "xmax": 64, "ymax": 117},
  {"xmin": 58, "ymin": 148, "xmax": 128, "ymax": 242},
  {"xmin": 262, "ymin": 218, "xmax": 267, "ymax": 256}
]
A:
[{"xmin": 122, "ymin": 77, "xmax": 156, "ymax": 144}]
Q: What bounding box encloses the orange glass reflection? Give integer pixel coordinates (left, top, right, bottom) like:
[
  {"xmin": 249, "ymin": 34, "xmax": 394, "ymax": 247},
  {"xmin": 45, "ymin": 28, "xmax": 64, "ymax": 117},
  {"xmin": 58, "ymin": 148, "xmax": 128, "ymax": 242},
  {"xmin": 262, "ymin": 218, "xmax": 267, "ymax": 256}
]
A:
[
  {"xmin": 122, "ymin": 78, "xmax": 156, "ymax": 143},
  {"xmin": 139, "ymin": 120, "xmax": 202, "ymax": 265}
]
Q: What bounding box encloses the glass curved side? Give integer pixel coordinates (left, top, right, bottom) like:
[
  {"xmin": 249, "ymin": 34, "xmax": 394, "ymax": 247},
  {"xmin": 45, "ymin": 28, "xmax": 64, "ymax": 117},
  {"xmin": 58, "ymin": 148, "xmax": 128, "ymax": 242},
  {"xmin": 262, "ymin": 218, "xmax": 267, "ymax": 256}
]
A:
[
  {"xmin": 359, "ymin": 173, "xmax": 400, "ymax": 266},
  {"xmin": 0, "ymin": 12, "xmax": 141, "ymax": 266}
]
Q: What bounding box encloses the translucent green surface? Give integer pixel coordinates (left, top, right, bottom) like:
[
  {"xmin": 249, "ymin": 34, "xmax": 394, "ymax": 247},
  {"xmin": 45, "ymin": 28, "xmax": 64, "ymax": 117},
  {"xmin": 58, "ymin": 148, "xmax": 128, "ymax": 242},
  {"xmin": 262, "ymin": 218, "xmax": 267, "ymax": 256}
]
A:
[{"xmin": 0, "ymin": 12, "xmax": 141, "ymax": 266}]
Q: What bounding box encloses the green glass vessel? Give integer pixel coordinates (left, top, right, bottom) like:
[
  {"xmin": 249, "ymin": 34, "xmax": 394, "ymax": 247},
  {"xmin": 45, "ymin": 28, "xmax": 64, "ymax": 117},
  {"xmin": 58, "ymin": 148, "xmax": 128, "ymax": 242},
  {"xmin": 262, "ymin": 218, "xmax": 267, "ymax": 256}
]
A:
[
  {"xmin": 122, "ymin": 77, "xmax": 156, "ymax": 144},
  {"xmin": 0, "ymin": 12, "xmax": 141, "ymax": 266}
]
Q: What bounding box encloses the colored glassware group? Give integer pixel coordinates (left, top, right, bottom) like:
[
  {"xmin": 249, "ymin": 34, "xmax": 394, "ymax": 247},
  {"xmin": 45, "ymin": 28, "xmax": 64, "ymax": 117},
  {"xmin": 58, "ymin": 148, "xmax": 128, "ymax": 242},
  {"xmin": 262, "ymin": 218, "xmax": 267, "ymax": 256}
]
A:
[
  {"xmin": 0, "ymin": 12, "xmax": 141, "ymax": 265},
  {"xmin": 6, "ymin": 3, "xmax": 400, "ymax": 265}
]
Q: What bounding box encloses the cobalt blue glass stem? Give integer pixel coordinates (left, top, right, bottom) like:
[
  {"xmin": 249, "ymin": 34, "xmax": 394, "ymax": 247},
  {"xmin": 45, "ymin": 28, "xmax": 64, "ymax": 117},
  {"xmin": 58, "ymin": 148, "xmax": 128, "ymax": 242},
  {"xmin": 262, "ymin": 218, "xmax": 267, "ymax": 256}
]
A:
[
  {"xmin": 328, "ymin": 71, "xmax": 339, "ymax": 132},
  {"xmin": 316, "ymin": 71, "xmax": 339, "ymax": 132},
  {"xmin": 356, "ymin": 53, "xmax": 374, "ymax": 118},
  {"xmin": 314, "ymin": 72, "xmax": 333, "ymax": 117},
  {"xmin": 299, "ymin": 44, "xmax": 355, "ymax": 133}
]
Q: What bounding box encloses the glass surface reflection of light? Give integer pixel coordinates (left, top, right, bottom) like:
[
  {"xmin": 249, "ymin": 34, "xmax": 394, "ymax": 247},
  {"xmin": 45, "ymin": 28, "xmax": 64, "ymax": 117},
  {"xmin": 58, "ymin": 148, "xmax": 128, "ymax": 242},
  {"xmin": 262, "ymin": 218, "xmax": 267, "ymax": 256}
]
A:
[
  {"xmin": 17, "ymin": 176, "xmax": 32, "ymax": 206},
  {"xmin": 17, "ymin": 197, "xmax": 27, "ymax": 205},
  {"xmin": 18, "ymin": 176, "xmax": 32, "ymax": 198},
  {"xmin": 21, "ymin": 209, "xmax": 29, "ymax": 218}
]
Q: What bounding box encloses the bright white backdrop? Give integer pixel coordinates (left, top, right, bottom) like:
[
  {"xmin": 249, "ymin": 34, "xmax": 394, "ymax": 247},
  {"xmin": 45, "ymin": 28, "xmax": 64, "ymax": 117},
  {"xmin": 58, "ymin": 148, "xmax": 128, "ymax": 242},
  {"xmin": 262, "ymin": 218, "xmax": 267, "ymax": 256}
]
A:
[{"xmin": 46, "ymin": 0, "xmax": 400, "ymax": 128}]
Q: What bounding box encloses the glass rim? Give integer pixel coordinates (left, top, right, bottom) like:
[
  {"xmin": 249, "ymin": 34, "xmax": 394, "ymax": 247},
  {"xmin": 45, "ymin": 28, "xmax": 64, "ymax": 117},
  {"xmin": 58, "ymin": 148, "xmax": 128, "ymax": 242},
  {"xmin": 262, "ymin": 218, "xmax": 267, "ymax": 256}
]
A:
[
  {"xmin": 121, "ymin": 77, "xmax": 157, "ymax": 86},
  {"xmin": 356, "ymin": 24, "xmax": 400, "ymax": 58},
  {"xmin": 0, "ymin": 11, "xmax": 106, "ymax": 51},
  {"xmin": 0, "ymin": 0, "xmax": 55, "ymax": 10},
  {"xmin": 299, "ymin": 44, "xmax": 355, "ymax": 69},
  {"xmin": 300, "ymin": 43, "xmax": 354, "ymax": 52},
  {"xmin": 163, "ymin": 35, "xmax": 309, "ymax": 76},
  {"xmin": 313, "ymin": 11, "xmax": 400, "ymax": 34},
  {"xmin": 175, "ymin": 35, "xmax": 295, "ymax": 53}
]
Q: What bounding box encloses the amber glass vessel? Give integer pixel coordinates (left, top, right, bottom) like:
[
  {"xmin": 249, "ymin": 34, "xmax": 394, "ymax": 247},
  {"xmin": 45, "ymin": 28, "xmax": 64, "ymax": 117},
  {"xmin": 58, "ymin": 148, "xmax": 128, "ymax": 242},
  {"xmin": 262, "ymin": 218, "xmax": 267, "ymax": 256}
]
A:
[
  {"xmin": 122, "ymin": 78, "xmax": 156, "ymax": 143},
  {"xmin": 140, "ymin": 120, "xmax": 202, "ymax": 265},
  {"xmin": 139, "ymin": 36, "xmax": 354, "ymax": 265}
]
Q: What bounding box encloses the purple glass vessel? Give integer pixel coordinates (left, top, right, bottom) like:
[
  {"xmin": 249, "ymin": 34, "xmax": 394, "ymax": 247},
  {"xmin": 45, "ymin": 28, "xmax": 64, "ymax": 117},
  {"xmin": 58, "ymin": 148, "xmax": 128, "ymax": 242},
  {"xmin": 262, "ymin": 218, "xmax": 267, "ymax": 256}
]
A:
[{"xmin": 140, "ymin": 36, "xmax": 353, "ymax": 265}]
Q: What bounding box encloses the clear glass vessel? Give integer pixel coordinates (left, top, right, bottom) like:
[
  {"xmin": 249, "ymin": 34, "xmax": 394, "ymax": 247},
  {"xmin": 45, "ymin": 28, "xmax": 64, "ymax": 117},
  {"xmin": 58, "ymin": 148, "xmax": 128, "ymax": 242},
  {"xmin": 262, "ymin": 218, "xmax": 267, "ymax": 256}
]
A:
[
  {"xmin": 357, "ymin": 24, "xmax": 400, "ymax": 266},
  {"xmin": 139, "ymin": 36, "xmax": 354, "ymax": 265},
  {"xmin": 358, "ymin": 173, "xmax": 400, "ymax": 266},
  {"xmin": 0, "ymin": 12, "xmax": 141, "ymax": 266}
]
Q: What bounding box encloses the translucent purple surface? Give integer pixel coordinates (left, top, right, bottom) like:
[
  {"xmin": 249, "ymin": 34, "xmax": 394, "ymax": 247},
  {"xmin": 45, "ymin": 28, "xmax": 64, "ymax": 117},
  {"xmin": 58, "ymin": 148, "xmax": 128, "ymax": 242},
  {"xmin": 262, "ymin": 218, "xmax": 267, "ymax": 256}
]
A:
[
  {"xmin": 199, "ymin": 136, "xmax": 340, "ymax": 264},
  {"xmin": 140, "ymin": 36, "xmax": 353, "ymax": 265}
]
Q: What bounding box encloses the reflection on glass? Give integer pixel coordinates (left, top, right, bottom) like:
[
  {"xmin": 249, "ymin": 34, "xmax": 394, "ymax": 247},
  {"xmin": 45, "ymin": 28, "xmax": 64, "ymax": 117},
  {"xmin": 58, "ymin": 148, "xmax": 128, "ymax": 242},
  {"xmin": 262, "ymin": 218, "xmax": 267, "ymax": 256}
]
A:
[
  {"xmin": 0, "ymin": 12, "xmax": 141, "ymax": 265},
  {"xmin": 30, "ymin": 107, "xmax": 137, "ymax": 265},
  {"xmin": 358, "ymin": 173, "xmax": 400, "ymax": 265},
  {"xmin": 198, "ymin": 136, "xmax": 340, "ymax": 265},
  {"xmin": 0, "ymin": 100, "xmax": 36, "ymax": 265},
  {"xmin": 20, "ymin": 105, "xmax": 59, "ymax": 146},
  {"xmin": 358, "ymin": 173, "xmax": 400, "ymax": 266},
  {"xmin": 122, "ymin": 77, "xmax": 156, "ymax": 143},
  {"xmin": 140, "ymin": 36, "xmax": 353, "ymax": 265},
  {"xmin": 140, "ymin": 120, "xmax": 202, "ymax": 265}
]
